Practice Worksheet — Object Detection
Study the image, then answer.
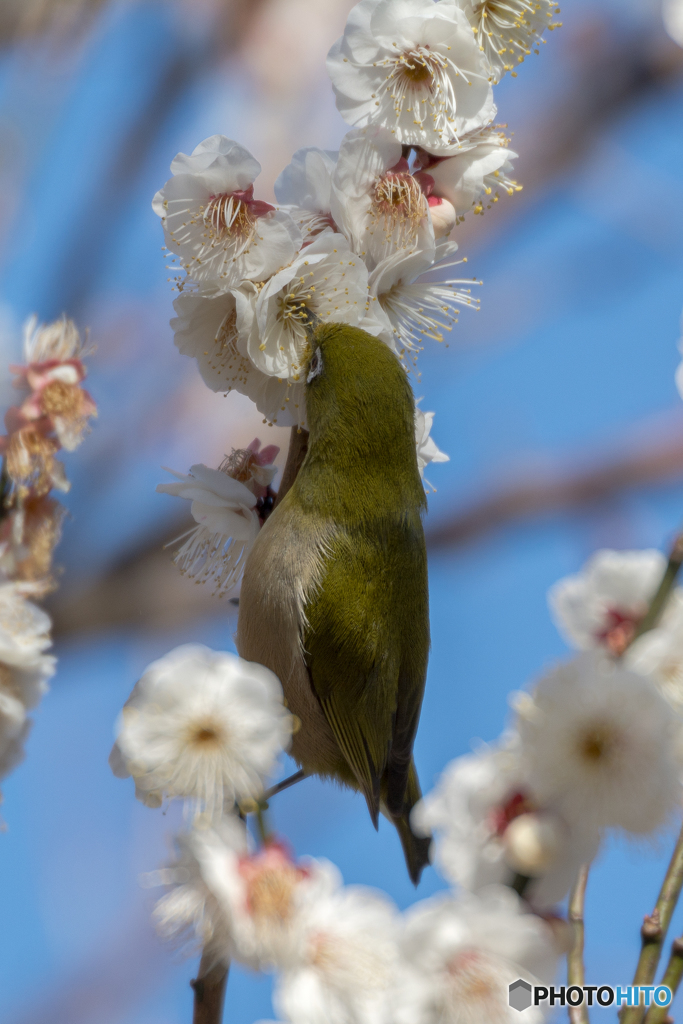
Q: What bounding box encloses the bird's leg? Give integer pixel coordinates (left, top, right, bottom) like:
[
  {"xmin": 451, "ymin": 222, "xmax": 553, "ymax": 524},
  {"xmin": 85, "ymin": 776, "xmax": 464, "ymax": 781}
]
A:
[{"xmin": 263, "ymin": 768, "xmax": 309, "ymax": 801}]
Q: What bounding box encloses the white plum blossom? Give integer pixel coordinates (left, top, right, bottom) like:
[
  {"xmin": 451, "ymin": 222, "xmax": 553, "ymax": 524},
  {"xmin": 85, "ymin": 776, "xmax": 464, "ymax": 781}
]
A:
[
  {"xmin": 176, "ymin": 827, "xmax": 399, "ymax": 1019},
  {"xmin": 110, "ymin": 644, "xmax": 293, "ymax": 820},
  {"xmin": 274, "ymin": 148, "xmax": 339, "ymax": 245},
  {"xmin": 414, "ymin": 403, "xmax": 449, "ymax": 491},
  {"xmin": 197, "ymin": 833, "xmax": 348, "ymax": 972},
  {"xmin": 273, "ymin": 869, "xmax": 399, "ymax": 1024},
  {"xmin": 393, "ymin": 888, "xmax": 558, "ymax": 1024},
  {"xmin": 627, "ymin": 602, "xmax": 683, "ymax": 717},
  {"xmin": 0, "ymin": 582, "xmax": 53, "ymax": 668},
  {"xmin": 516, "ymin": 653, "xmax": 682, "ymax": 836},
  {"xmin": 153, "ymin": 136, "xmax": 301, "ymax": 289},
  {"xmin": 548, "ymin": 549, "xmax": 668, "ymax": 656},
  {"xmin": 0, "ymin": 718, "xmax": 30, "ymax": 784},
  {"xmin": 199, "ymin": 836, "xmax": 321, "ymax": 970},
  {"xmin": 330, "ymin": 127, "xmax": 435, "ymax": 270},
  {"xmin": 417, "ymin": 127, "xmax": 520, "ymax": 220},
  {"xmin": 326, "ymin": 0, "xmax": 495, "ymax": 152},
  {"xmin": 152, "ymin": 817, "xmax": 249, "ymax": 967},
  {"xmin": 0, "ymin": 580, "xmax": 55, "ymax": 800},
  {"xmin": 156, "ymin": 463, "xmax": 261, "ymax": 595},
  {"xmin": 462, "ymin": 0, "xmax": 561, "ymax": 84},
  {"xmin": 369, "ymin": 244, "xmax": 479, "ymax": 356},
  {"xmin": 412, "ymin": 741, "xmax": 595, "ymax": 910},
  {"xmin": 0, "ymin": 655, "xmax": 55, "ymax": 714},
  {"xmin": 171, "ymin": 286, "xmax": 306, "ymax": 428},
  {"xmin": 250, "ymin": 232, "xmax": 371, "ymax": 386}
]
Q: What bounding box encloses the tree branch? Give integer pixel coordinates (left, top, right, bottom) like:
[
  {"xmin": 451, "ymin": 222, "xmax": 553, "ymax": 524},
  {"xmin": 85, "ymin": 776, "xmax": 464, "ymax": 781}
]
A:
[
  {"xmin": 621, "ymin": 823, "xmax": 683, "ymax": 1024},
  {"xmin": 631, "ymin": 532, "xmax": 683, "ymax": 643},
  {"xmin": 644, "ymin": 937, "xmax": 683, "ymax": 1024},
  {"xmin": 567, "ymin": 865, "xmax": 590, "ymax": 1024},
  {"xmin": 191, "ymin": 954, "xmax": 229, "ymax": 1024}
]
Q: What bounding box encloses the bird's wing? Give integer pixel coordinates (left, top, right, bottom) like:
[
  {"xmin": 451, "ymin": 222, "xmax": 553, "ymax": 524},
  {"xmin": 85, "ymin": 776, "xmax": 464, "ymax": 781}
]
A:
[{"xmin": 302, "ymin": 517, "xmax": 429, "ymax": 826}]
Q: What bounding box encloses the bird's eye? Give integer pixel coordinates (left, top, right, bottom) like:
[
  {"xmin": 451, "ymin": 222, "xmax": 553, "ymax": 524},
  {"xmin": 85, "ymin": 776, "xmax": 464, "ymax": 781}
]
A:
[{"xmin": 307, "ymin": 347, "xmax": 324, "ymax": 383}]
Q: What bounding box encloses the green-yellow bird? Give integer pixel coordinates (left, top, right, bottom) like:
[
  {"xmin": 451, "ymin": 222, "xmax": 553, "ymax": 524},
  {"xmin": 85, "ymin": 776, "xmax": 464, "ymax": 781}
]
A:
[{"xmin": 237, "ymin": 322, "xmax": 431, "ymax": 884}]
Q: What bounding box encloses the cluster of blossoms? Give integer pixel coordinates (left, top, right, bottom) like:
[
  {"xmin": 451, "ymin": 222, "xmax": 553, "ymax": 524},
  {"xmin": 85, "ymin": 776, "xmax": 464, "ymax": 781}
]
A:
[
  {"xmin": 0, "ymin": 315, "xmax": 96, "ymax": 808},
  {"xmin": 417, "ymin": 548, "xmax": 683, "ymax": 921},
  {"xmin": 112, "ymin": 642, "xmax": 560, "ymax": 1023},
  {"xmin": 154, "ymin": 0, "xmax": 560, "ymax": 596}
]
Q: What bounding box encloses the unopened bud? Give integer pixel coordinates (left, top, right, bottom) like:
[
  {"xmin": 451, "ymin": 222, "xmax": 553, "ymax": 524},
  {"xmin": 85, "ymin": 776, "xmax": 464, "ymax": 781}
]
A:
[
  {"xmin": 503, "ymin": 812, "xmax": 564, "ymax": 876},
  {"xmin": 428, "ymin": 196, "xmax": 457, "ymax": 239}
]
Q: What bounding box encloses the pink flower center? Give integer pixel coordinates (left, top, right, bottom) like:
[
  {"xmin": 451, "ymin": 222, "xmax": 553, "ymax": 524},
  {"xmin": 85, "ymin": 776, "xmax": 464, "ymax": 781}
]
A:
[
  {"xmin": 204, "ymin": 185, "xmax": 275, "ymax": 241},
  {"xmin": 597, "ymin": 608, "xmax": 643, "ymax": 656},
  {"xmin": 372, "ymin": 161, "xmax": 431, "ymax": 241},
  {"xmin": 490, "ymin": 790, "xmax": 535, "ymax": 836}
]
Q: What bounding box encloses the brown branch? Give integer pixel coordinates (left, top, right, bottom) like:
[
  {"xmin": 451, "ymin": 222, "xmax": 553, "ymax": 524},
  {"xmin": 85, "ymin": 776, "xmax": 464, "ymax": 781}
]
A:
[
  {"xmin": 621, "ymin": 823, "xmax": 683, "ymax": 1024},
  {"xmin": 567, "ymin": 865, "xmax": 590, "ymax": 1024},
  {"xmin": 191, "ymin": 954, "xmax": 229, "ymax": 1024}
]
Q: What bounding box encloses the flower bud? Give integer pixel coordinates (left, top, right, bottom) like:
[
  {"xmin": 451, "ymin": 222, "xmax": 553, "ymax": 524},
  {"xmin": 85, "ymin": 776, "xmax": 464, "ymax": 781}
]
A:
[
  {"xmin": 428, "ymin": 196, "xmax": 456, "ymax": 239},
  {"xmin": 503, "ymin": 812, "xmax": 564, "ymax": 876}
]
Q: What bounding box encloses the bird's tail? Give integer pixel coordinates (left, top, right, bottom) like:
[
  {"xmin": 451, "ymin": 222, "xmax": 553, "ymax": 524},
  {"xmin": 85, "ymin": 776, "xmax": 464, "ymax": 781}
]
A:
[{"xmin": 385, "ymin": 762, "xmax": 432, "ymax": 886}]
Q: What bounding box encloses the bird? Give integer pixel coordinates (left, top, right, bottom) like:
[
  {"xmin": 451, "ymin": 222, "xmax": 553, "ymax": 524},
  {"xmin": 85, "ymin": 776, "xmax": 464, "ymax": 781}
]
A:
[{"xmin": 236, "ymin": 321, "xmax": 431, "ymax": 884}]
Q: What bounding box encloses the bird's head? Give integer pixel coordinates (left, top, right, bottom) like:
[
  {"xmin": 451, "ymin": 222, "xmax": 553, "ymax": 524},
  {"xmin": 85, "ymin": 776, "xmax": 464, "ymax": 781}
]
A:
[{"xmin": 304, "ymin": 323, "xmax": 414, "ymax": 447}]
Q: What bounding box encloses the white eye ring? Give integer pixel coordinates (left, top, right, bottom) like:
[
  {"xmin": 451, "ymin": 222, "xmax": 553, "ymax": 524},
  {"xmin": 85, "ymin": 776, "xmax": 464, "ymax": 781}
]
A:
[{"xmin": 307, "ymin": 348, "xmax": 324, "ymax": 383}]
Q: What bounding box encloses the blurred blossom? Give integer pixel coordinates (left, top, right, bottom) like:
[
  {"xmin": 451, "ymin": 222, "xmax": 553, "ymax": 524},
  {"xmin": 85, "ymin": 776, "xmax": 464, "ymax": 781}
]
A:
[
  {"xmin": 197, "ymin": 832, "xmax": 321, "ymax": 970},
  {"xmin": 412, "ymin": 740, "xmax": 595, "ymax": 910},
  {"xmin": 110, "ymin": 643, "xmax": 293, "ymax": 820},
  {"xmin": 393, "ymin": 888, "xmax": 558, "ymax": 1024},
  {"xmin": 0, "ymin": 494, "xmax": 66, "ymax": 583},
  {"xmin": 271, "ymin": 867, "xmax": 399, "ymax": 1024},
  {"xmin": 0, "ymin": 315, "xmax": 96, "ymax": 496},
  {"xmin": 326, "ymin": 0, "xmax": 495, "ymax": 150},
  {"xmin": 0, "ymin": 581, "xmax": 53, "ymax": 667},
  {"xmin": 662, "ymin": 0, "xmax": 683, "ymax": 47},
  {"xmin": 152, "ymin": 816, "xmax": 249, "ymax": 969},
  {"xmin": 627, "ymin": 602, "xmax": 683, "ymax": 716},
  {"xmin": 516, "ymin": 653, "xmax": 682, "ymax": 836},
  {"xmin": 153, "ymin": 136, "xmax": 301, "ymax": 290},
  {"xmin": 548, "ymin": 548, "xmax": 669, "ymax": 656},
  {"xmin": 0, "ymin": 582, "xmax": 55, "ymax": 802}
]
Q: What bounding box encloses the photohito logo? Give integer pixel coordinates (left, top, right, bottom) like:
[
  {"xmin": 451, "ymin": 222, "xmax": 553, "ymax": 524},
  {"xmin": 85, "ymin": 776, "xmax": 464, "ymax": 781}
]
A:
[{"xmin": 508, "ymin": 981, "xmax": 673, "ymax": 1011}]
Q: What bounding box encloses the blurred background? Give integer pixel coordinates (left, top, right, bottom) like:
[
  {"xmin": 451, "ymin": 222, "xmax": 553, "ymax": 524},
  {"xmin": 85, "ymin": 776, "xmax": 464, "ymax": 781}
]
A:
[{"xmin": 1, "ymin": 0, "xmax": 683, "ymax": 1020}]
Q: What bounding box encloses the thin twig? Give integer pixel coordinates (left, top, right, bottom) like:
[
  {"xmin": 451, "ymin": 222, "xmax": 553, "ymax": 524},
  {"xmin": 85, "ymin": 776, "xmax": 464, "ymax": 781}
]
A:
[
  {"xmin": 191, "ymin": 954, "xmax": 229, "ymax": 1024},
  {"xmin": 631, "ymin": 533, "xmax": 683, "ymax": 643},
  {"xmin": 263, "ymin": 769, "xmax": 308, "ymax": 802},
  {"xmin": 567, "ymin": 865, "xmax": 590, "ymax": 1024},
  {"xmin": 644, "ymin": 937, "xmax": 683, "ymax": 1024},
  {"xmin": 621, "ymin": 823, "xmax": 683, "ymax": 1024}
]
